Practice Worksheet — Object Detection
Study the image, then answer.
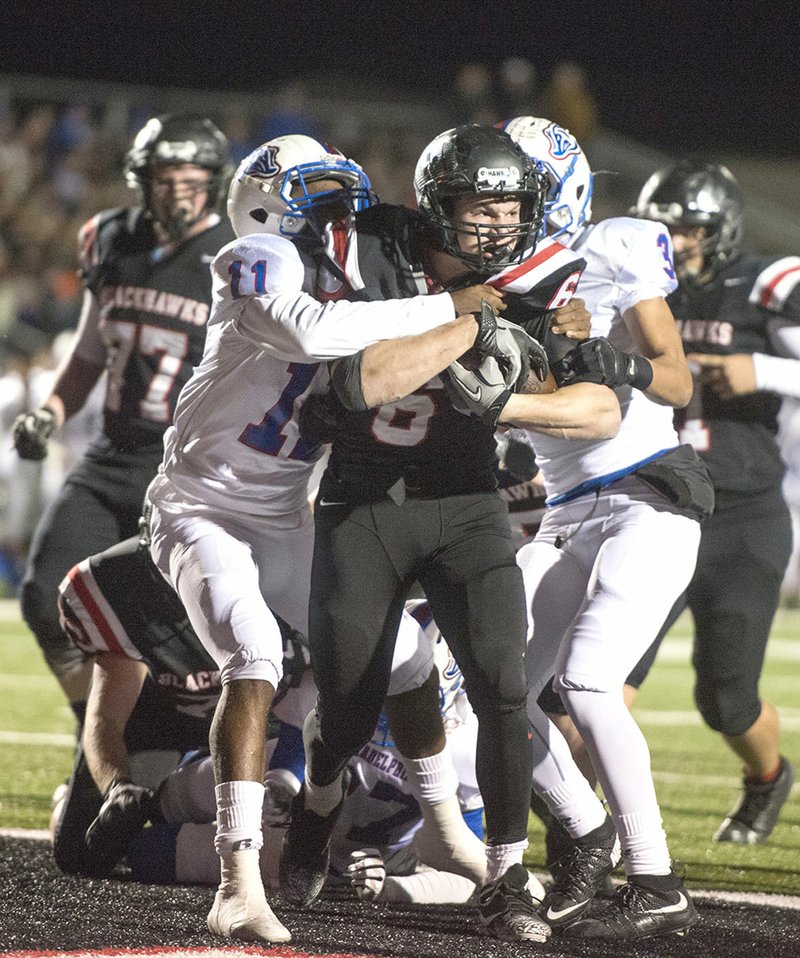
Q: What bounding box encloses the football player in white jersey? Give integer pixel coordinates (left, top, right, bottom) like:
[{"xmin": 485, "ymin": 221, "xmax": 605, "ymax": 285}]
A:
[
  {"xmin": 147, "ymin": 135, "xmax": 511, "ymax": 944},
  {"xmin": 493, "ymin": 117, "xmax": 715, "ymax": 940}
]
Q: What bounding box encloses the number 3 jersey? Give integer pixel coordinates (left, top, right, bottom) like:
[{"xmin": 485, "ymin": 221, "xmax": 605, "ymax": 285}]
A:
[
  {"xmin": 530, "ymin": 217, "xmax": 681, "ymax": 499},
  {"xmin": 671, "ymin": 252, "xmax": 800, "ymax": 497},
  {"xmin": 78, "ymin": 207, "xmax": 234, "ymax": 451},
  {"xmin": 153, "ymin": 229, "xmax": 458, "ymax": 517}
]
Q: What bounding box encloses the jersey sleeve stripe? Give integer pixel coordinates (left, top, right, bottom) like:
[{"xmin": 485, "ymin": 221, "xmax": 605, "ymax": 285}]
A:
[
  {"xmin": 63, "ymin": 561, "xmax": 141, "ymax": 659},
  {"xmin": 751, "ymin": 258, "xmax": 800, "ymax": 310},
  {"xmin": 487, "ymin": 239, "xmax": 572, "ymax": 291}
]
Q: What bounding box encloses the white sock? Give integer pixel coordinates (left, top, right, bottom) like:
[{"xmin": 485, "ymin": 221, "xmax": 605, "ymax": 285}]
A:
[
  {"xmin": 485, "ymin": 838, "xmax": 528, "ymax": 883},
  {"xmin": 541, "ymin": 776, "xmax": 608, "ymax": 840},
  {"xmin": 304, "ymin": 772, "xmax": 345, "ymax": 817},
  {"xmin": 402, "ymin": 745, "xmax": 459, "ymax": 804},
  {"xmin": 618, "ymin": 809, "xmax": 671, "ymax": 876},
  {"xmin": 214, "ymin": 780, "xmax": 265, "ymax": 855}
]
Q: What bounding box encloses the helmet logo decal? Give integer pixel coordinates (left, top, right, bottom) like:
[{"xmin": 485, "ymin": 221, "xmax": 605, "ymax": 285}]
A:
[
  {"xmin": 245, "ymin": 145, "xmax": 280, "ymax": 180},
  {"xmin": 476, "ymin": 166, "xmax": 521, "ymax": 190},
  {"xmin": 544, "ymin": 124, "xmax": 580, "ymax": 159},
  {"xmin": 154, "ymin": 140, "xmax": 200, "ymax": 163}
]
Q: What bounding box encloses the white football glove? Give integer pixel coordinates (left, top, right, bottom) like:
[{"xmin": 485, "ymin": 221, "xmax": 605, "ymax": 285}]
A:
[{"xmin": 347, "ymin": 848, "xmax": 386, "ymax": 901}]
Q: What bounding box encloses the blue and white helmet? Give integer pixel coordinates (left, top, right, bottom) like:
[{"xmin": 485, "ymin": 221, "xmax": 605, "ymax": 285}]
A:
[
  {"xmin": 501, "ymin": 116, "xmax": 593, "ymax": 237},
  {"xmin": 227, "ymin": 134, "xmax": 373, "ymax": 239}
]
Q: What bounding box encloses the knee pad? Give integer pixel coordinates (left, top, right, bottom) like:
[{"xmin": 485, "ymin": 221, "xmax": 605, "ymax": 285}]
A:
[
  {"xmin": 694, "ymin": 676, "xmax": 761, "ymax": 737},
  {"xmin": 220, "ymin": 646, "xmax": 283, "ymax": 688},
  {"xmin": 21, "ymin": 579, "xmax": 79, "ymax": 673}
]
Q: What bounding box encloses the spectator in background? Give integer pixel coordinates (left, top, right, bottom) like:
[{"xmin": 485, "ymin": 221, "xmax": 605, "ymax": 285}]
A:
[
  {"xmin": 541, "ymin": 62, "xmax": 600, "ymax": 148},
  {"xmin": 258, "ymin": 80, "xmax": 319, "ymax": 142},
  {"xmin": 453, "ymin": 63, "xmax": 498, "ymax": 125},
  {"xmin": 497, "ymin": 57, "xmax": 541, "ymax": 121}
]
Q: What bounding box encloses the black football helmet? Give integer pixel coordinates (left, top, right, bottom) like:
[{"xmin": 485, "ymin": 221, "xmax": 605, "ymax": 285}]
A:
[
  {"xmin": 632, "ymin": 160, "xmax": 744, "ymax": 285},
  {"xmin": 414, "ymin": 124, "xmax": 547, "ymax": 276},
  {"xmin": 125, "ymin": 114, "xmax": 232, "ymax": 234}
]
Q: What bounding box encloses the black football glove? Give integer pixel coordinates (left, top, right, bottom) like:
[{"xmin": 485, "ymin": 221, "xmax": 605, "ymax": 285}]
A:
[
  {"xmin": 551, "ymin": 337, "xmax": 653, "ymax": 391},
  {"xmin": 500, "ymin": 321, "xmax": 549, "ymax": 391},
  {"xmin": 297, "ymin": 390, "xmax": 339, "ymax": 444},
  {"xmin": 84, "ymin": 778, "xmax": 154, "ymax": 867},
  {"xmin": 12, "ymin": 405, "xmax": 56, "ymax": 460}
]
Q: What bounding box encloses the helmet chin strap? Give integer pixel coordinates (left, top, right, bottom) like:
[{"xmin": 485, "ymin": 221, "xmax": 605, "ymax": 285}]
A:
[{"xmin": 155, "ymin": 205, "xmax": 209, "ymax": 242}]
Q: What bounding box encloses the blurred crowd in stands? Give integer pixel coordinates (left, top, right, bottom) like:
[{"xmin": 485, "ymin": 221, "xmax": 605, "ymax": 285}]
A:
[{"xmin": 1, "ymin": 57, "xmax": 799, "ymax": 604}]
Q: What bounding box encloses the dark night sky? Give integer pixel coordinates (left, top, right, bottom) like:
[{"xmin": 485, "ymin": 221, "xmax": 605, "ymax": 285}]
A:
[{"xmin": 4, "ymin": 0, "xmax": 799, "ymax": 154}]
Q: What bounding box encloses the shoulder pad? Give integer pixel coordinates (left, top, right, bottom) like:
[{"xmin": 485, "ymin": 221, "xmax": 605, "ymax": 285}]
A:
[
  {"xmin": 77, "ymin": 207, "xmax": 130, "ymax": 274},
  {"xmin": 212, "ymin": 233, "xmax": 305, "ymax": 295},
  {"xmin": 750, "ymin": 256, "xmax": 800, "ymax": 312}
]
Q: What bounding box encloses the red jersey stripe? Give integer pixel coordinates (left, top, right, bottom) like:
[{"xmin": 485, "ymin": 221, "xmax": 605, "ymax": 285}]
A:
[
  {"xmin": 67, "ymin": 565, "xmax": 127, "ymax": 657},
  {"xmin": 760, "ymin": 263, "xmax": 800, "ymax": 308}
]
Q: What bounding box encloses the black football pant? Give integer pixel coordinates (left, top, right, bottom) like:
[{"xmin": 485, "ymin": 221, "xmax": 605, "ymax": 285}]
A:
[
  {"xmin": 628, "ymin": 488, "xmax": 793, "ymax": 736},
  {"xmin": 308, "ymin": 491, "xmax": 532, "ymax": 846}
]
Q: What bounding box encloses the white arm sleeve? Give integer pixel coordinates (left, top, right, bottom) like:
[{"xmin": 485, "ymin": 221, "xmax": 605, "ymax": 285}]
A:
[
  {"xmin": 381, "ymin": 869, "xmax": 477, "ymax": 904},
  {"xmin": 213, "ymin": 234, "xmax": 456, "ymax": 364},
  {"xmin": 752, "ymin": 320, "xmax": 800, "ymax": 398}
]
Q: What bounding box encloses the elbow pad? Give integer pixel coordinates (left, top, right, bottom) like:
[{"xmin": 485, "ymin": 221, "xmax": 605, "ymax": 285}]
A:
[{"xmin": 330, "ymin": 352, "xmax": 368, "ymax": 411}]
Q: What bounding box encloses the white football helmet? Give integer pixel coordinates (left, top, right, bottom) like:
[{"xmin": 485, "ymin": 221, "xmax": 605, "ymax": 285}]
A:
[
  {"xmin": 501, "ymin": 116, "xmax": 593, "ymax": 237},
  {"xmin": 226, "ymin": 134, "xmax": 373, "ymax": 239}
]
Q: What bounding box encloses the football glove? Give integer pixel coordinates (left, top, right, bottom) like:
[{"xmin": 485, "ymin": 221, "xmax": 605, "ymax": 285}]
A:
[
  {"xmin": 297, "ymin": 390, "xmax": 339, "ymax": 444},
  {"xmin": 84, "ymin": 778, "xmax": 154, "ymax": 866},
  {"xmin": 444, "ymin": 355, "xmax": 513, "ymax": 427},
  {"xmin": 347, "ymin": 848, "xmax": 386, "ymax": 901},
  {"xmin": 12, "ymin": 405, "xmax": 56, "ymax": 460},
  {"xmin": 552, "ymin": 337, "xmax": 653, "ymax": 391},
  {"xmin": 262, "ymin": 768, "xmax": 301, "ymax": 828}
]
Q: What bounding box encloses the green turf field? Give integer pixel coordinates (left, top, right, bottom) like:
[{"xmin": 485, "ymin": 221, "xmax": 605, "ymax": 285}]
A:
[{"xmin": 1, "ymin": 603, "xmax": 798, "ymax": 896}]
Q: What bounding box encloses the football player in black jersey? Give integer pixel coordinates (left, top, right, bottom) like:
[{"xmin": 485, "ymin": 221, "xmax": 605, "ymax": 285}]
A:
[
  {"xmin": 13, "ymin": 114, "xmax": 234, "ymax": 729},
  {"xmin": 630, "ymin": 160, "xmax": 798, "ymax": 844},
  {"xmin": 279, "ymin": 124, "xmax": 620, "ymax": 944}
]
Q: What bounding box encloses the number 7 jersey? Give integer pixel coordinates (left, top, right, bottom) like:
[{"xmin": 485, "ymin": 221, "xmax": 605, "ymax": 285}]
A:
[{"xmin": 79, "ymin": 207, "xmax": 235, "ymax": 450}]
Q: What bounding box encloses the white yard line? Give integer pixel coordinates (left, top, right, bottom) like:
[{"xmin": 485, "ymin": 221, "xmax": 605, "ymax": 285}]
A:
[{"xmin": 0, "ymin": 730, "xmax": 75, "ymax": 746}]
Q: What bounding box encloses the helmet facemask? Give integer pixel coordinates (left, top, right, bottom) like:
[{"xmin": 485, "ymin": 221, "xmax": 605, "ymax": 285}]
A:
[{"xmin": 278, "ymin": 159, "xmax": 374, "ymax": 239}]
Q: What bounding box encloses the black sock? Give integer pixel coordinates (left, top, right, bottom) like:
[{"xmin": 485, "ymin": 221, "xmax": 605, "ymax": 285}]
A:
[{"xmin": 630, "ymin": 870, "xmax": 681, "ymax": 893}]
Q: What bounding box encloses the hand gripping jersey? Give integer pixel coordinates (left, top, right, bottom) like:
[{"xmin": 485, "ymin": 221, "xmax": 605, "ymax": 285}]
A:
[
  {"xmin": 152, "ymin": 230, "xmax": 457, "ymax": 516},
  {"xmin": 314, "ymin": 204, "xmax": 585, "ymax": 497},
  {"xmin": 78, "ymin": 207, "xmax": 234, "ymax": 451},
  {"xmin": 530, "ymin": 217, "xmax": 681, "ymax": 499},
  {"xmin": 672, "ymin": 252, "xmax": 800, "ymax": 497}
]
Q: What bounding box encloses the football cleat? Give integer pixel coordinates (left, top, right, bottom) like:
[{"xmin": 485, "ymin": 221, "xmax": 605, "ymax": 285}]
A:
[
  {"xmin": 714, "ymin": 757, "xmax": 794, "ymax": 844},
  {"xmin": 567, "ymin": 874, "xmax": 698, "ymax": 940},
  {"xmin": 278, "ymin": 769, "xmax": 349, "ymax": 907},
  {"xmin": 540, "ymin": 814, "xmax": 621, "ymax": 928},
  {"xmin": 477, "ymin": 863, "xmax": 551, "ymax": 943},
  {"xmin": 207, "ymin": 888, "xmax": 291, "ymax": 943}
]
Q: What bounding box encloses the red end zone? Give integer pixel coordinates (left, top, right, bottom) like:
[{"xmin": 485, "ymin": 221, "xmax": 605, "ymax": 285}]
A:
[{"xmin": 5, "ymin": 949, "xmax": 385, "ymax": 958}]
